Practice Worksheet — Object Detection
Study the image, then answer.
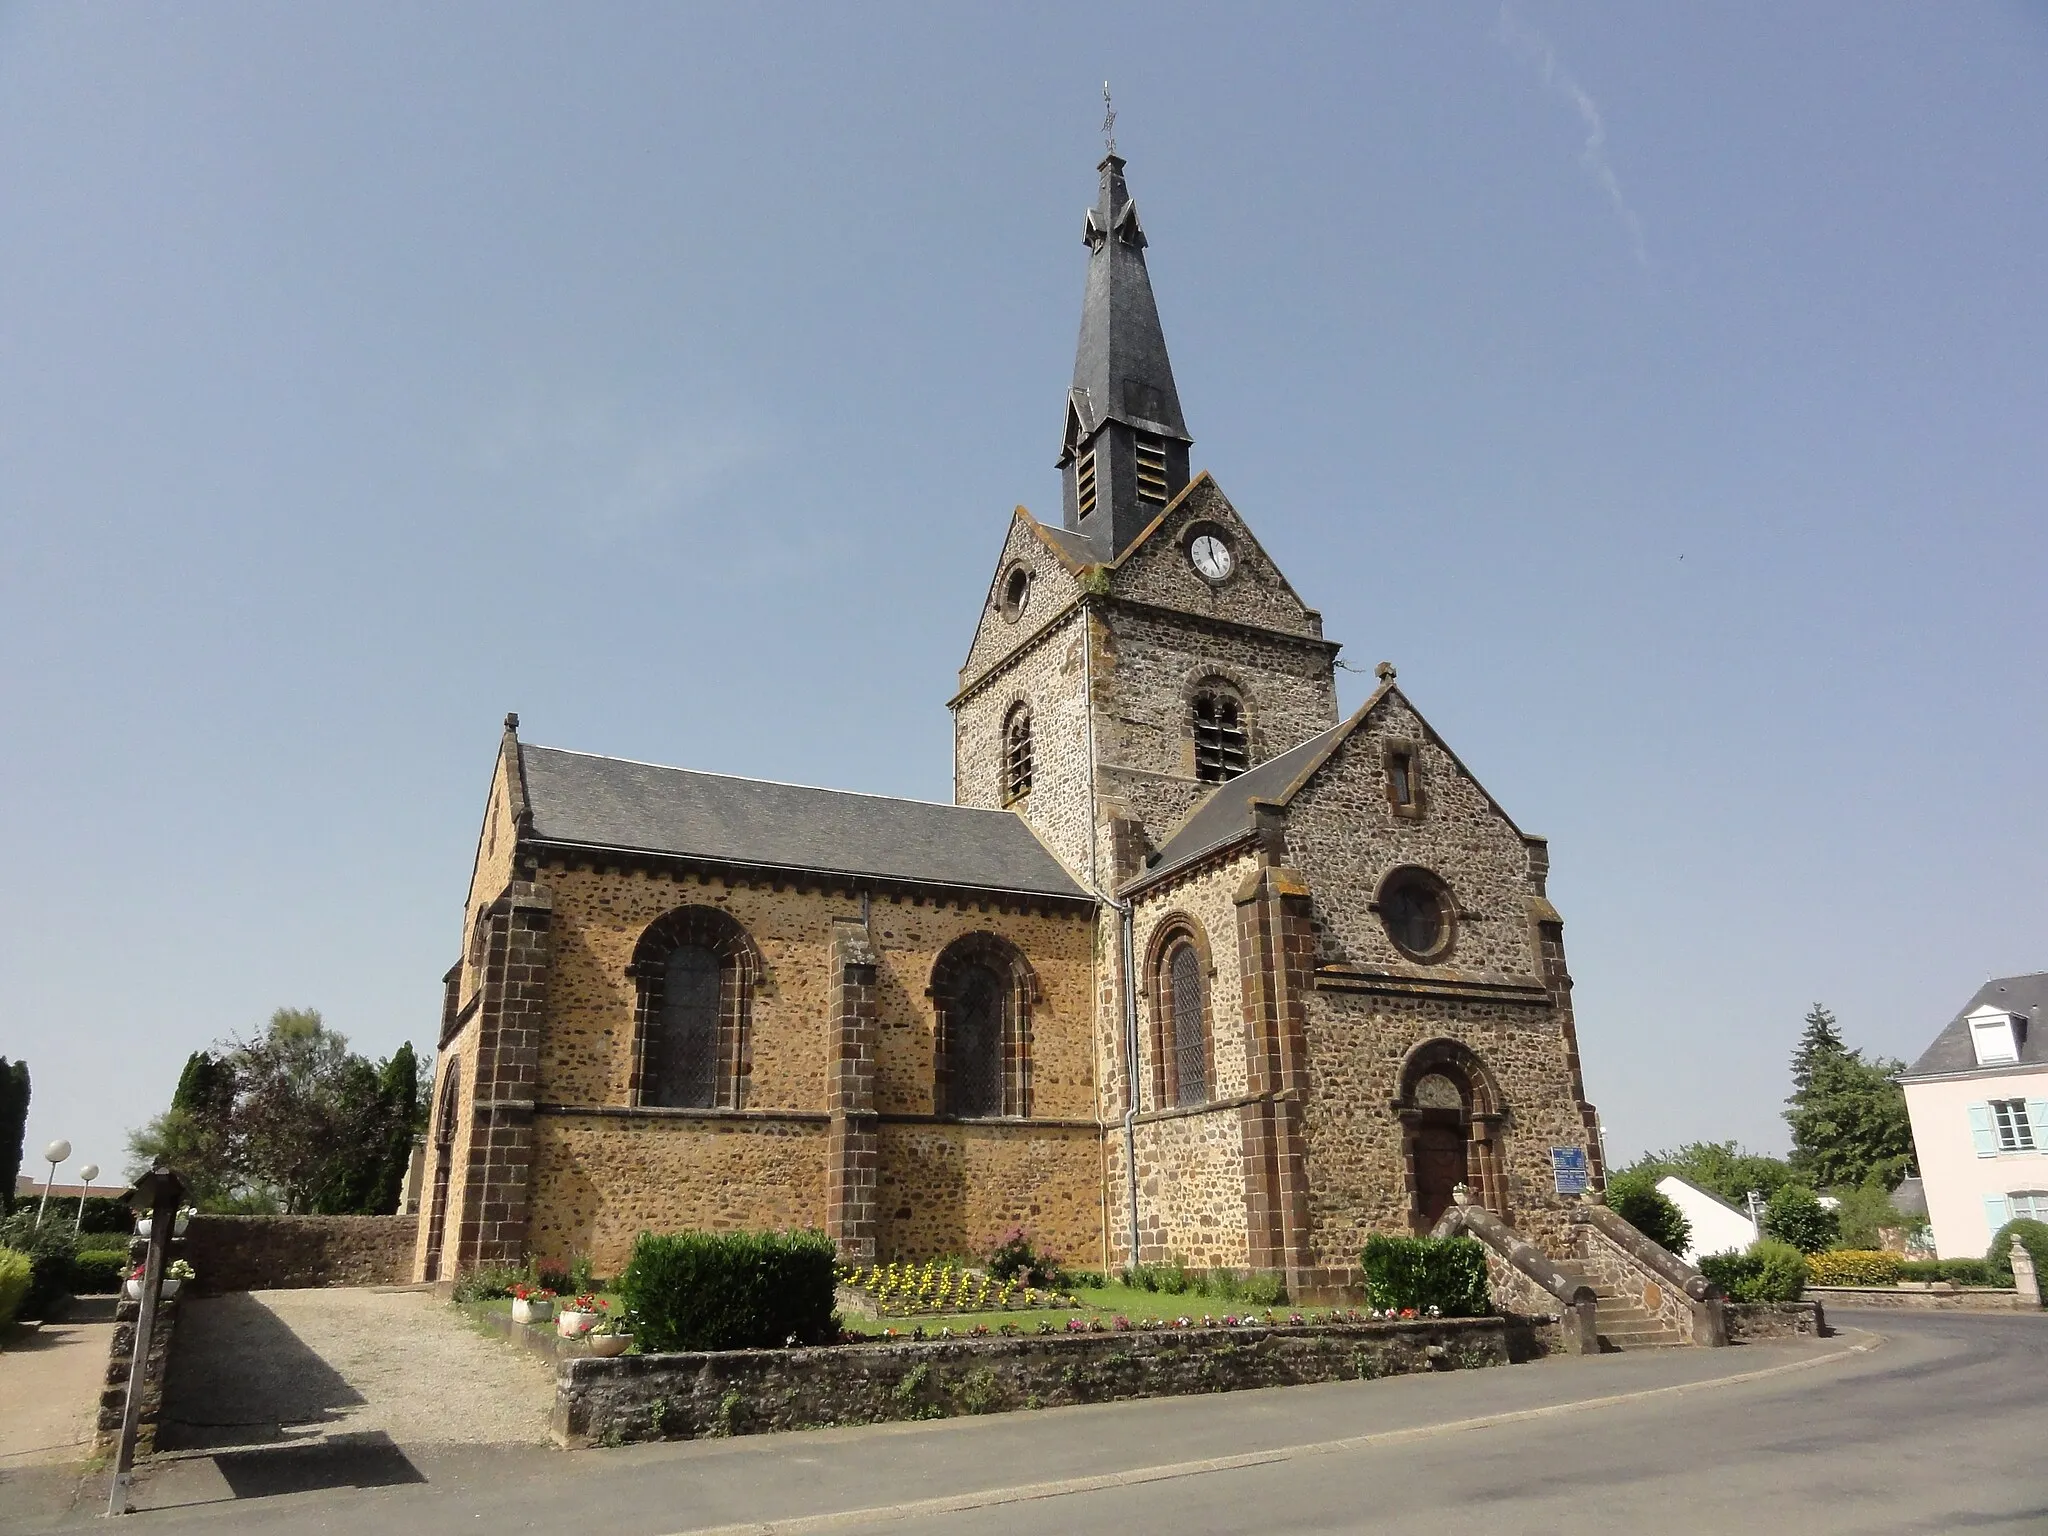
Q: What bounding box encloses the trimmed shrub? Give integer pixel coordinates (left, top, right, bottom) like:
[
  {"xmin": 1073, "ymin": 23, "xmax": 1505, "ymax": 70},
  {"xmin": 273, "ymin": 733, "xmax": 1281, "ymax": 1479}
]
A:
[
  {"xmin": 986, "ymin": 1227, "xmax": 1062, "ymax": 1288},
  {"xmin": 0, "ymin": 1247, "xmax": 30, "ymax": 1328},
  {"xmin": 1604, "ymin": 1171, "xmax": 1692, "ymax": 1258},
  {"xmin": 1762, "ymin": 1186, "xmax": 1839, "ymax": 1254},
  {"xmin": 1896, "ymin": 1257, "xmax": 1996, "ymax": 1286},
  {"xmin": 70, "ymin": 1250, "xmax": 129, "ymax": 1295},
  {"xmin": 1700, "ymin": 1238, "xmax": 1807, "ymax": 1302},
  {"xmin": 1805, "ymin": 1249, "xmax": 1901, "ymax": 1287},
  {"xmin": 619, "ymin": 1229, "xmax": 838, "ymax": 1353},
  {"xmin": 1361, "ymin": 1234, "xmax": 1490, "ymax": 1317},
  {"xmin": 76, "ymin": 1197, "xmax": 134, "ymax": 1236},
  {"xmin": 1987, "ymin": 1218, "xmax": 2048, "ymax": 1284}
]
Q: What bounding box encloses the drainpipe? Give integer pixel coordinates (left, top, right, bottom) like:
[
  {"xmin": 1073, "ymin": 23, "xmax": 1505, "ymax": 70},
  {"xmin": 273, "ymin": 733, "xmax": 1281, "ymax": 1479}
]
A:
[{"xmin": 1081, "ymin": 603, "xmax": 1144, "ymax": 1275}]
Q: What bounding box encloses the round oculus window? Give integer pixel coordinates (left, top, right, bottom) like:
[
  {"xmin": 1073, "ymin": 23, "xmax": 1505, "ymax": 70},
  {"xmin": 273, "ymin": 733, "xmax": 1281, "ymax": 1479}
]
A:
[
  {"xmin": 998, "ymin": 565, "xmax": 1031, "ymax": 622},
  {"xmin": 1380, "ymin": 870, "xmax": 1452, "ymax": 960},
  {"xmin": 1188, "ymin": 532, "xmax": 1234, "ymax": 582}
]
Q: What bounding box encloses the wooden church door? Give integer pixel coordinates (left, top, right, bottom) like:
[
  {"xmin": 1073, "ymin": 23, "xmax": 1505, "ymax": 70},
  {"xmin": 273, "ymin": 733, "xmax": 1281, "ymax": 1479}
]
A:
[{"xmin": 1413, "ymin": 1113, "xmax": 1469, "ymax": 1229}]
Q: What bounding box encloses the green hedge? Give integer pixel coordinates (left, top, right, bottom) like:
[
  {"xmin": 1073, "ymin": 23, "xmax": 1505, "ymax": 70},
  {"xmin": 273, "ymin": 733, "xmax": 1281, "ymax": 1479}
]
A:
[
  {"xmin": 618, "ymin": 1229, "xmax": 838, "ymax": 1353},
  {"xmin": 1699, "ymin": 1239, "xmax": 1807, "ymax": 1302},
  {"xmin": 70, "ymin": 1250, "xmax": 129, "ymax": 1295},
  {"xmin": 1897, "ymin": 1258, "xmax": 1996, "ymax": 1286},
  {"xmin": 1360, "ymin": 1234, "xmax": 1489, "ymax": 1317},
  {"xmin": 0, "ymin": 1247, "xmax": 30, "ymax": 1329}
]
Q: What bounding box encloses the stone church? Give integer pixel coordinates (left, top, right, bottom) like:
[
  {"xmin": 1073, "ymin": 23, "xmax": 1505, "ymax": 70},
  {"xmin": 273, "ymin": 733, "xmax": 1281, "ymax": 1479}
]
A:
[{"xmin": 414, "ymin": 149, "xmax": 1606, "ymax": 1294}]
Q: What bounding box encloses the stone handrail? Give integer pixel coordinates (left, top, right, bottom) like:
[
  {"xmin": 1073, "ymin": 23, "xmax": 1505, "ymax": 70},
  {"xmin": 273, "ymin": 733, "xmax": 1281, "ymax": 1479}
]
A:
[
  {"xmin": 1572, "ymin": 1204, "xmax": 1719, "ymax": 1302},
  {"xmin": 1434, "ymin": 1203, "xmax": 1596, "ymax": 1309}
]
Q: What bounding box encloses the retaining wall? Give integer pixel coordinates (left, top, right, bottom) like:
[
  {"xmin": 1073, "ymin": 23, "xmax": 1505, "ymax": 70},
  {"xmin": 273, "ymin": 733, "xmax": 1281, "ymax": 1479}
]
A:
[
  {"xmin": 552, "ymin": 1316, "xmax": 1509, "ymax": 1446},
  {"xmin": 1723, "ymin": 1301, "xmax": 1826, "ymax": 1341},
  {"xmin": 1806, "ymin": 1286, "xmax": 2038, "ymax": 1313},
  {"xmin": 183, "ymin": 1215, "xmax": 416, "ymax": 1293}
]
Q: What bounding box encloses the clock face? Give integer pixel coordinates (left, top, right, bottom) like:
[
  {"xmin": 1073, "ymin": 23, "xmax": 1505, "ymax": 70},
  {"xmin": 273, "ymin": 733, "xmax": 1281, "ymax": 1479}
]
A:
[{"xmin": 1189, "ymin": 533, "xmax": 1234, "ymax": 582}]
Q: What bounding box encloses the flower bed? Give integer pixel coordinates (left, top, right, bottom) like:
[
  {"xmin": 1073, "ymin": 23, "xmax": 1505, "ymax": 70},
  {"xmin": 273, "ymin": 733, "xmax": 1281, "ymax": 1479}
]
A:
[
  {"xmin": 836, "ymin": 1260, "xmax": 1077, "ymax": 1316},
  {"xmin": 552, "ymin": 1314, "xmax": 1511, "ymax": 1447}
]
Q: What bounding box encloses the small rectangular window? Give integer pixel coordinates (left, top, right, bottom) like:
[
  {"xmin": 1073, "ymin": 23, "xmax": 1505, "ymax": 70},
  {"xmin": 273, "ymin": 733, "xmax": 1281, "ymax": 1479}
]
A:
[
  {"xmin": 1389, "ymin": 751, "xmax": 1414, "ymax": 807},
  {"xmin": 2009, "ymin": 1192, "xmax": 2048, "ymax": 1222},
  {"xmin": 1992, "ymin": 1099, "xmax": 2036, "ymax": 1153},
  {"xmin": 1076, "ymin": 451, "xmax": 1098, "ymax": 517},
  {"xmin": 1135, "ymin": 435, "xmax": 1167, "ymax": 501}
]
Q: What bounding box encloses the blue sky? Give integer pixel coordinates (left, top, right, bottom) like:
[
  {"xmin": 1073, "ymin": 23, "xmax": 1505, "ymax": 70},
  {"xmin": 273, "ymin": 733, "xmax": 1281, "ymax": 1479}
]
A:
[{"xmin": 3, "ymin": 3, "xmax": 2043, "ymax": 1188}]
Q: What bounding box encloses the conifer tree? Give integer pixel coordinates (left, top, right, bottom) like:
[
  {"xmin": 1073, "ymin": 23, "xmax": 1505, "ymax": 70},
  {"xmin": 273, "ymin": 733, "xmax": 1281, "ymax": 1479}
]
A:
[
  {"xmin": 0, "ymin": 1058, "xmax": 29, "ymax": 1215},
  {"xmin": 1789, "ymin": 1003, "xmax": 1846, "ymax": 1095}
]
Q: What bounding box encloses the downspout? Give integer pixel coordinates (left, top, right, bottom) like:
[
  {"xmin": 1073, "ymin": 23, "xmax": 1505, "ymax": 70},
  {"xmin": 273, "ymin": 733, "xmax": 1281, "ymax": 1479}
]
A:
[{"xmin": 1081, "ymin": 601, "xmax": 1145, "ymax": 1274}]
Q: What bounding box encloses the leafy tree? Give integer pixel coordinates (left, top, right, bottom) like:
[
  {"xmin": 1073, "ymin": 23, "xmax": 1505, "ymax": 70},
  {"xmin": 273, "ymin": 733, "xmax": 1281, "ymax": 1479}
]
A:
[
  {"xmin": 1605, "ymin": 1169, "xmax": 1693, "ymax": 1256},
  {"xmin": 1762, "ymin": 1185, "xmax": 1839, "ymax": 1254},
  {"xmin": 1786, "ymin": 1049, "xmax": 1914, "ymax": 1189},
  {"xmin": 1622, "ymin": 1140, "xmax": 1793, "ymax": 1208},
  {"xmin": 0, "ymin": 1058, "xmax": 28, "ymax": 1216},
  {"xmin": 129, "ymin": 1010, "xmax": 427, "ymax": 1215},
  {"xmin": 1789, "ymin": 1003, "xmax": 1847, "ymax": 1095},
  {"xmin": 1829, "ymin": 1181, "xmax": 1906, "ymax": 1250},
  {"xmin": 1987, "ymin": 1218, "xmax": 2048, "ymax": 1284}
]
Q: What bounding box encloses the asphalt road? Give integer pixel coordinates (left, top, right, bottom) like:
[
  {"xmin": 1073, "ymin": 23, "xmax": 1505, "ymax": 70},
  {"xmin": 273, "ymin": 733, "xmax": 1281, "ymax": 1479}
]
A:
[{"xmin": 6, "ymin": 1310, "xmax": 2043, "ymax": 1534}]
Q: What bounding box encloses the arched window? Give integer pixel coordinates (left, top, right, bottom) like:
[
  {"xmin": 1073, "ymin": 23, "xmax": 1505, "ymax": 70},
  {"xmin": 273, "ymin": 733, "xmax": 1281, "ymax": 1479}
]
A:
[
  {"xmin": 1192, "ymin": 687, "xmax": 1249, "ymax": 783},
  {"xmin": 1003, "ymin": 703, "xmax": 1033, "ymax": 803},
  {"xmin": 932, "ymin": 934, "xmax": 1034, "ymax": 1118},
  {"xmin": 628, "ymin": 907, "xmax": 761, "ymax": 1110},
  {"xmin": 1148, "ymin": 919, "xmax": 1212, "ymax": 1108},
  {"xmin": 423, "ymin": 1059, "xmax": 463, "ymax": 1281}
]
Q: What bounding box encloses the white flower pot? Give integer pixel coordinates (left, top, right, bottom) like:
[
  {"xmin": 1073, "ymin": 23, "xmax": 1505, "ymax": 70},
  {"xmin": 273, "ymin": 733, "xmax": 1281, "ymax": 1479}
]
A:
[
  {"xmin": 557, "ymin": 1310, "xmax": 601, "ymax": 1338},
  {"xmin": 511, "ymin": 1297, "xmax": 555, "ymax": 1325},
  {"xmin": 124, "ymin": 1276, "xmax": 182, "ymax": 1301},
  {"xmin": 124, "ymin": 1278, "xmax": 141, "ymax": 1301},
  {"xmin": 133, "ymin": 1212, "xmax": 192, "ymax": 1241},
  {"xmin": 587, "ymin": 1333, "xmax": 632, "ymax": 1358}
]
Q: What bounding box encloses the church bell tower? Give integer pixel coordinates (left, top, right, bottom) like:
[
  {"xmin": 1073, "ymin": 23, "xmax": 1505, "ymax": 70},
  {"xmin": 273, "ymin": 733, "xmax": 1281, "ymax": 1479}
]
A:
[{"xmin": 1058, "ymin": 152, "xmax": 1193, "ymax": 559}]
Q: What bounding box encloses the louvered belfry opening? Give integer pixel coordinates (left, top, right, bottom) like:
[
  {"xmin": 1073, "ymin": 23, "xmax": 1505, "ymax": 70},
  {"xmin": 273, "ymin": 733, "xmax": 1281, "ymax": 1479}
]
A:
[
  {"xmin": 1193, "ymin": 690, "xmax": 1249, "ymax": 782},
  {"xmin": 1168, "ymin": 941, "xmax": 1207, "ymax": 1105},
  {"xmin": 1003, "ymin": 704, "xmax": 1034, "ymax": 802}
]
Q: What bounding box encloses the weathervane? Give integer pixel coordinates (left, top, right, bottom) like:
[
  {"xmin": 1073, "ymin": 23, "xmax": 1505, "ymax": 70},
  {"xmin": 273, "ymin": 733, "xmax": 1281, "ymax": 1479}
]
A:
[{"xmin": 1101, "ymin": 81, "xmax": 1116, "ymax": 155}]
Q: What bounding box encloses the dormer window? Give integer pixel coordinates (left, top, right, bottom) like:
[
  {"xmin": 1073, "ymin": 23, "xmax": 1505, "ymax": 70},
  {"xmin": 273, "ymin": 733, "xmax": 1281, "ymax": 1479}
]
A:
[
  {"xmin": 1135, "ymin": 435, "xmax": 1168, "ymax": 502},
  {"xmin": 1076, "ymin": 450, "xmax": 1098, "ymax": 518},
  {"xmin": 1968, "ymin": 1007, "xmax": 2024, "ymax": 1066}
]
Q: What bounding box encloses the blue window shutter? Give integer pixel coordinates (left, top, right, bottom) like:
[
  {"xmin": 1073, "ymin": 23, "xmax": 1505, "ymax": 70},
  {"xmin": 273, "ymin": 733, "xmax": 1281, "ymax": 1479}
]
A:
[
  {"xmin": 2027, "ymin": 1100, "xmax": 2048, "ymax": 1152},
  {"xmin": 1968, "ymin": 1103, "xmax": 1997, "ymax": 1157},
  {"xmin": 1984, "ymin": 1194, "xmax": 2009, "ymax": 1235}
]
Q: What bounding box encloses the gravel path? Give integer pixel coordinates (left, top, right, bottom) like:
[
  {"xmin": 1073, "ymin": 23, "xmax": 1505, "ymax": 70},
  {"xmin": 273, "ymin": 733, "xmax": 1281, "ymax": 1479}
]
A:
[{"xmin": 159, "ymin": 1288, "xmax": 554, "ymax": 1452}]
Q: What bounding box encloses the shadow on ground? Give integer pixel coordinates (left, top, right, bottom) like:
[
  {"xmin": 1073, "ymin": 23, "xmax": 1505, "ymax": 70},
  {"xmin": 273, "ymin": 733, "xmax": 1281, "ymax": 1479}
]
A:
[
  {"xmin": 207, "ymin": 1430, "xmax": 425, "ymax": 1500},
  {"xmin": 158, "ymin": 1294, "xmax": 366, "ymax": 1451}
]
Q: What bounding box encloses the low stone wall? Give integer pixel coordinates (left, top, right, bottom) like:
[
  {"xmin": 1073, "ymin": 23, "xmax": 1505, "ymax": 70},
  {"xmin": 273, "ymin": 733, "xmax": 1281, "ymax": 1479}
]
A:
[
  {"xmin": 1724, "ymin": 1301, "xmax": 1826, "ymax": 1341},
  {"xmin": 1807, "ymin": 1286, "xmax": 2037, "ymax": 1313},
  {"xmin": 552, "ymin": 1317, "xmax": 1510, "ymax": 1447},
  {"xmin": 94, "ymin": 1293, "xmax": 179, "ymax": 1456},
  {"xmin": 183, "ymin": 1215, "xmax": 416, "ymax": 1293}
]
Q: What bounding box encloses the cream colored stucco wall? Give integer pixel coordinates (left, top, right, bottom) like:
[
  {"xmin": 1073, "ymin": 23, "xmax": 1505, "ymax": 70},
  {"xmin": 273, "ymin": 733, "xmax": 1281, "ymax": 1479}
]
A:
[{"xmin": 1903, "ymin": 1067, "xmax": 2048, "ymax": 1258}]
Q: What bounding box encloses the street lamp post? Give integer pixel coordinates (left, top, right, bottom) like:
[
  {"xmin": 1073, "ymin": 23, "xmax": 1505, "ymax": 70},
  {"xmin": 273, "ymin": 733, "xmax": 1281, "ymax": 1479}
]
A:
[
  {"xmin": 75, "ymin": 1162, "xmax": 100, "ymax": 1231},
  {"xmin": 34, "ymin": 1139, "xmax": 71, "ymax": 1227}
]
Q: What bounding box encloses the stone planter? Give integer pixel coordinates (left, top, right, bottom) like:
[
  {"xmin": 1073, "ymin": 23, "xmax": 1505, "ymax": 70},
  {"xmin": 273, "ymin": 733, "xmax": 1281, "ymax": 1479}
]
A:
[
  {"xmin": 512, "ymin": 1297, "xmax": 556, "ymax": 1325},
  {"xmin": 587, "ymin": 1332, "xmax": 632, "ymax": 1358},
  {"xmin": 558, "ymin": 1309, "xmax": 602, "ymax": 1339}
]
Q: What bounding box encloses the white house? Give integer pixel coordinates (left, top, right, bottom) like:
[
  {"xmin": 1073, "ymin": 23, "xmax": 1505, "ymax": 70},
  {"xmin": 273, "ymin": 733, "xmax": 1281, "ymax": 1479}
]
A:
[
  {"xmin": 1899, "ymin": 973, "xmax": 2048, "ymax": 1259},
  {"xmin": 1657, "ymin": 1175, "xmax": 1758, "ymax": 1264}
]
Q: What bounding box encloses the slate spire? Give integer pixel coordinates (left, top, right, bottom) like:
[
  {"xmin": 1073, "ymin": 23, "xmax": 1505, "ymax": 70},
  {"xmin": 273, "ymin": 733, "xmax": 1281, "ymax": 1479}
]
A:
[{"xmin": 1058, "ymin": 151, "xmax": 1192, "ymax": 558}]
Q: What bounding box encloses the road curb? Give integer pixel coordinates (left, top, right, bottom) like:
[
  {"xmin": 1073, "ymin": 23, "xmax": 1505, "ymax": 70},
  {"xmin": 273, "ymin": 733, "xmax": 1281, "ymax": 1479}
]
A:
[{"xmin": 658, "ymin": 1331, "xmax": 1886, "ymax": 1536}]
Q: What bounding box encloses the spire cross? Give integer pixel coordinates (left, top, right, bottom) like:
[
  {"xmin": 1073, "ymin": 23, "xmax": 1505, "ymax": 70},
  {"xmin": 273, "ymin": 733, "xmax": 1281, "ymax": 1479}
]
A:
[{"xmin": 1101, "ymin": 81, "xmax": 1116, "ymax": 156}]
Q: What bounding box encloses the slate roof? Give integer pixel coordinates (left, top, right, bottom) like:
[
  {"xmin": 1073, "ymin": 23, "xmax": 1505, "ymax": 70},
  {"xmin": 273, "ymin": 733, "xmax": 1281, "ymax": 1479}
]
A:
[
  {"xmin": 1900, "ymin": 971, "xmax": 2048, "ymax": 1079},
  {"xmin": 1127, "ymin": 717, "xmax": 1353, "ymax": 889},
  {"xmin": 517, "ymin": 745, "xmax": 1090, "ymax": 902}
]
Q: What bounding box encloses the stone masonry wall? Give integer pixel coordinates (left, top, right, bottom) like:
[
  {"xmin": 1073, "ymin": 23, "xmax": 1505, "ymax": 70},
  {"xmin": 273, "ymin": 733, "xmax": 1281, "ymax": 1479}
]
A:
[
  {"xmin": 185, "ymin": 1215, "xmax": 416, "ymax": 1292},
  {"xmin": 528, "ymin": 1113, "xmax": 830, "ymax": 1277},
  {"xmin": 874, "ymin": 1121, "xmax": 1102, "ymax": 1268},
  {"xmin": 95, "ymin": 1292, "xmax": 179, "ymax": 1456},
  {"xmin": 1126, "ymin": 1105, "xmax": 1251, "ymax": 1270},
  {"xmin": 552, "ymin": 1316, "xmax": 1509, "ymax": 1447}
]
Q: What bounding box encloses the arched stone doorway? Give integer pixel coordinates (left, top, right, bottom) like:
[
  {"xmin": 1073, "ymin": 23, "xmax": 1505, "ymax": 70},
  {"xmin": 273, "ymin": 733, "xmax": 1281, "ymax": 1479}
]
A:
[{"xmin": 1394, "ymin": 1040, "xmax": 1507, "ymax": 1232}]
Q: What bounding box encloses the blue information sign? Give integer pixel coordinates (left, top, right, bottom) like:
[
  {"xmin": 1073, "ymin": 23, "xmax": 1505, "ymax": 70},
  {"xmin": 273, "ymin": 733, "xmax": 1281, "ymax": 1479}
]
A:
[{"xmin": 1550, "ymin": 1147, "xmax": 1589, "ymax": 1195}]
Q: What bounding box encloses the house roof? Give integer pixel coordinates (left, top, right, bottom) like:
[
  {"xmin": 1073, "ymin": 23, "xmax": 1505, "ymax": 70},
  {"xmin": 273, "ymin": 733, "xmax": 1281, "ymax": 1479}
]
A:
[
  {"xmin": 517, "ymin": 744, "xmax": 1091, "ymax": 903},
  {"xmin": 1901, "ymin": 971, "xmax": 2048, "ymax": 1080},
  {"xmin": 1889, "ymin": 1176, "xmax": 1929, "ymax": 1220}
]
